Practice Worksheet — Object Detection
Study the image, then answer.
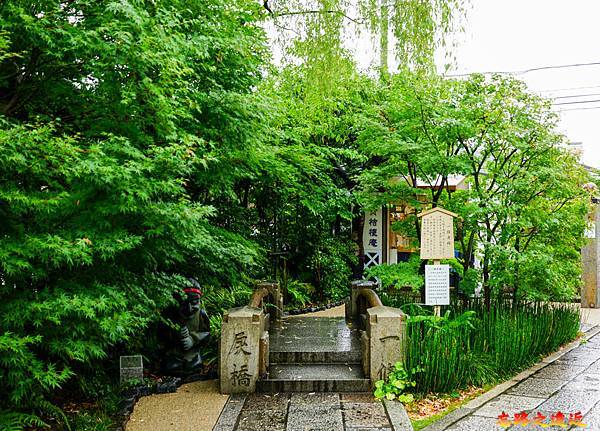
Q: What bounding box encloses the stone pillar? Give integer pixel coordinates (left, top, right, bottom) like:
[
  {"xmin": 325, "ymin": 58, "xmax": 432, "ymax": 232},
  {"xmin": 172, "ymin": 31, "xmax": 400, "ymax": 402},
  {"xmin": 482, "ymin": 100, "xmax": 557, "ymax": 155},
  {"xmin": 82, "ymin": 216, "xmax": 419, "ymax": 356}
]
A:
[
  {"xmin": 348, "ymin": 280, "xmax": 378, "ymax": 321},
  {"xmin": 256, "ymin": 281, "xmax": 283, "ymax": 322},
  {"xmin": 219, "ymin": 306, "xmax": 267, "ymax": 394},
  {"xmin": 582, "ymin": 204, "xmax": 600, "ymax": 308},
  {"xmin": 365, "ymin": 306, "xmax": 407, "ymax": 386}
]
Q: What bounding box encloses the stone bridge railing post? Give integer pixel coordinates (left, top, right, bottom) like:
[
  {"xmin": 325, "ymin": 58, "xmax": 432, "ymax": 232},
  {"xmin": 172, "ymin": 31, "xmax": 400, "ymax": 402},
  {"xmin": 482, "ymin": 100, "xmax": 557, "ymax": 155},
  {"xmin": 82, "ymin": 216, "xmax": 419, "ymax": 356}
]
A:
[
  {"xmin": 346, "ymin": 280, "xmax": 378, "ymax": 321},
  {"xmin": 219, "ymin": 282, "xmax": 281, "ymax": 394},
  {"xmin": 364, "ymin": 306, "xmax": 407, "ymax": 386},
  {"xmin": 219, "ymin": 305, "xmax": 268, "ymax": 394},
  {"xmin": 347, "ymin": 280, "xmax": 408, "ymax": 387},
  {"xmin": 256, "ymin": 281, "xmax": 283, "ymax": 322}
]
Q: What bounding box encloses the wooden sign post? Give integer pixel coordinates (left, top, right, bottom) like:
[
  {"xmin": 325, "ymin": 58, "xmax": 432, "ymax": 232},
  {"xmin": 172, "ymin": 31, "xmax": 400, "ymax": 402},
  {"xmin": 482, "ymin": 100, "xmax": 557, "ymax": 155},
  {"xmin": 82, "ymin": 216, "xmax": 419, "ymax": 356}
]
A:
[{"xmin": 418, "ymin": 207, "xmax": 457, "ymax": 317}]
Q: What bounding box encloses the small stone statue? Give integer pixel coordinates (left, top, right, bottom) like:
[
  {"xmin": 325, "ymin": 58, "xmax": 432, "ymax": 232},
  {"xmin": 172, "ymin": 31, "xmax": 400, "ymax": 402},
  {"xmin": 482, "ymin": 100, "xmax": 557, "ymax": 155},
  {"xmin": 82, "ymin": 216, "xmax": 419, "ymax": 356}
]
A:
[{"xmin": 164, "ymin": 278, "xmax": 210, "ymax": 374}]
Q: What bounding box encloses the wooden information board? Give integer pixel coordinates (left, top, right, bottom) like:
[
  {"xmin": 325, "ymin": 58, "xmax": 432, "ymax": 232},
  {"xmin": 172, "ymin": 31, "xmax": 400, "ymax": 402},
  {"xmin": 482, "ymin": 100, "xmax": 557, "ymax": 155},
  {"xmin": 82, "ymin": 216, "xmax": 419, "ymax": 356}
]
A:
[{"xmin": 418, "ymin": 208, "xmax": 457, "ymax": 260}]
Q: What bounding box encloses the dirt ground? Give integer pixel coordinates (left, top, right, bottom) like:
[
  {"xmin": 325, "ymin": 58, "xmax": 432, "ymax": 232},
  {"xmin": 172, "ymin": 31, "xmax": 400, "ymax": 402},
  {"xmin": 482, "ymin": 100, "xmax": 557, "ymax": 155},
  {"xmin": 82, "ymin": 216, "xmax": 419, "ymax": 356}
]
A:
[{"xmin": 126, "ymin": 379, "xmax": 228, "ymax": 431}]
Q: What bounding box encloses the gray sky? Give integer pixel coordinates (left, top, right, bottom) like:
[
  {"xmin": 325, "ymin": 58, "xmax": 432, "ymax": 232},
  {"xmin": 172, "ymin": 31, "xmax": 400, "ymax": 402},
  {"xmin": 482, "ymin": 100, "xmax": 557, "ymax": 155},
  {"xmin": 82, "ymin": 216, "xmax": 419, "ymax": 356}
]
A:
[{"xmin": 443, "ymin": 0, "xmax": 600, "ymax": 168}]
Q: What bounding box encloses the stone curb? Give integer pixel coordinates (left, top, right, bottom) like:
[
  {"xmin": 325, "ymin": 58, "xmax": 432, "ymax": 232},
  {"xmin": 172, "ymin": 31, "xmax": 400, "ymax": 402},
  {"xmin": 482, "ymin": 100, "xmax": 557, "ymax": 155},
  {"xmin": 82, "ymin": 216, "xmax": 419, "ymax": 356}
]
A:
[
  {"xmin": 419, "ymin": 407, "xmax": 473, "ymax": 431},
  {"xmin": 421, "ymin": 325, "xmax": 600, "ymax": 431},
  {"xmin": 212, "ymin": 394, "xmax": 247, "ymax": 431},
  {"xmin": 384, "ymin": 399, "xmax": 414, "ymax": 431}
]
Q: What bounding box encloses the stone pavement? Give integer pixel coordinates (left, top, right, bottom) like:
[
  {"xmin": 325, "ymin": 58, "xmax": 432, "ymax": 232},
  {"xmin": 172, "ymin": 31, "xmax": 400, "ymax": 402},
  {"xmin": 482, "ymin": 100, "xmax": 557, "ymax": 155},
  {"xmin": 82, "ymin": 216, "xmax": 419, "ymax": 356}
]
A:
[
  {"xmin": 213, "ymin": 392, "xmax": 412, "ymax": 431},
  {"xmin": 422, "ymin": 325, "xmax": 600, "ymax": 431}
]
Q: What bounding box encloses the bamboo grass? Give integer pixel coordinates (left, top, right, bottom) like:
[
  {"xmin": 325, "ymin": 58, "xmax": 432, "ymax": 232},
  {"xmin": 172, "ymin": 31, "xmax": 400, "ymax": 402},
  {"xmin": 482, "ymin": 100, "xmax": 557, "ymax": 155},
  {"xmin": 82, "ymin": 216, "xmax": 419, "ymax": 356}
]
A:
[{"xmin": 401, "ymin": 299, "xmax": 580, "ymax": 394}]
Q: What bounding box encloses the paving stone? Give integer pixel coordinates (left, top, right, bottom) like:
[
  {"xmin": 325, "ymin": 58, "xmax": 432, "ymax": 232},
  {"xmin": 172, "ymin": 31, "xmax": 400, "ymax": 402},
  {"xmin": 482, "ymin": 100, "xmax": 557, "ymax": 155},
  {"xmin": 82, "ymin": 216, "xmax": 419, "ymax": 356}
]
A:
[
  {"xmin": 383, "ymin": 399, "xmax": 414, "ymax": 431},
  {"xmin": 236, "ymin": 394, "xmax": 289, "ymax": 431},
  {"xmin": 237, "ymin": 410, "xmax": 287, "ymax": 431},
  {"xmin": 584, "ymin": 334, "xmax": 600, "ymax": 349},
  {"xmin": 581, "ymin": 400, "xmax": 600, "ymax": 430},
  {"xmin": 533, "ymin": 363, "xmax": 586, "ymax": 380},
  {"xmin": 555, "ymin": 348, "xmax": 600, "ymax": 367},
  {"xmin": 290, "ymin": 393, "xmax": 339, "ymax": 406},
  {"xmin": 342, "ymin": 402, "xmax": 389, "ymax": 428},
  {"xmin": 507, "ymin": 377, "xmax": 567, "ymax": 398},
  {"xmin": 536, "ymin": 388, "xmax": 600, "ymax": 416},
  {"xmin": 585, "ymin": 358, "xmax": 600, "ymax": 374},
  {"xmin": 561, "ymin": 373, "xmax": 600, "ymax": 391},
  {"xmin": 341, "ymin": 393, "xmax": 378, "ymax": 403},
  {"xmin": 473, "ymin": 394, "xmax": 544, "ymax": 418},
  {"xmin": 286, "ymin": 401, "xmax": 344, "ymax": 431},
  {"xmin": 444, "ymin": 415, "xmax": 505, "ymax": 431},
  {"xmin": 213, "ymin": 394, "xmax": 247, "ymax": 431},
  {"xmin": 243, "ymin": 393, "xmax": 290, "ymax": 411}
]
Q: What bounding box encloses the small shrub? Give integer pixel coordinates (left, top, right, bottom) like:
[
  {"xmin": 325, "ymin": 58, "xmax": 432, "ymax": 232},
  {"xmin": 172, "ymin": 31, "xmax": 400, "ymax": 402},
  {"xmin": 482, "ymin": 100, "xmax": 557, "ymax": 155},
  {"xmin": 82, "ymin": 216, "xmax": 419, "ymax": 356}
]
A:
[
  {"xmin": 285, "ymin": 280, "xmax": 314, "ymax": 309},
  {"xmin": 365, "ymin": 255, "xmax": 424, "ymax": 292},
  {"xmin": 373, "ymin": 362, "xmax": 422, "ymax": 402}
]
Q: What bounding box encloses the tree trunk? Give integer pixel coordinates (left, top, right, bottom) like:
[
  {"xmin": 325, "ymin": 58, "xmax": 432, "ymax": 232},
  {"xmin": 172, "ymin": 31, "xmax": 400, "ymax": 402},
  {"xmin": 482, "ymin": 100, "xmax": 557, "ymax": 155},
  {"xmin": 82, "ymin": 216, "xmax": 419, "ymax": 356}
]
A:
[{"xmin": 483, "ymin": 251, "xmax": 491, "ymax": 311}]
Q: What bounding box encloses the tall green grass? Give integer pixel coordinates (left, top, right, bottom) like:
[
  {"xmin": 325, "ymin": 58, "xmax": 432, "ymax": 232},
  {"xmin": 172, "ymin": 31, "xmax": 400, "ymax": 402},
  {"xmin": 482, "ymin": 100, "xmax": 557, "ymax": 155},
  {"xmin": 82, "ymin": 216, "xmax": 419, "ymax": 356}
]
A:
[{"xmin": 401, "ymin": 300, "xmax": 580, "ymax": 394}]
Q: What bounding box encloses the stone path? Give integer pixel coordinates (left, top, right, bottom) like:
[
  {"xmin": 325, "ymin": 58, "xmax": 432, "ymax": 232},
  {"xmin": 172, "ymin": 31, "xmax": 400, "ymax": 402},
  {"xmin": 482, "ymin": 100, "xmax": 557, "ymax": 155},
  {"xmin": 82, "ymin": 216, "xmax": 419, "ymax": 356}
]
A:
[
  {"xmin": 213, "ymin": 313, "xmax": 412, "ymax": 430},
  {"xmin": 213, "ymin": 392, "xmax": 411, "ymax": 431},
  {"xmin": 422, "ymin": 325, "xmax": 600, "ymax": 431}
]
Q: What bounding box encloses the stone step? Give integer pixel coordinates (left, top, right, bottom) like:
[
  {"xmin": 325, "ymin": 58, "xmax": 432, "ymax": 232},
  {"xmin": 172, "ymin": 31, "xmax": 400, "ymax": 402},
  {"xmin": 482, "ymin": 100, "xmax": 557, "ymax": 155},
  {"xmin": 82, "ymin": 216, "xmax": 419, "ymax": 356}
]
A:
[
  {"xmin": 257, "ymin": 363, "xmax": 371, "ymax": 393},
  {"xmin": 269, "ymin": 349, "xmax": 362, "ymax": 364}
]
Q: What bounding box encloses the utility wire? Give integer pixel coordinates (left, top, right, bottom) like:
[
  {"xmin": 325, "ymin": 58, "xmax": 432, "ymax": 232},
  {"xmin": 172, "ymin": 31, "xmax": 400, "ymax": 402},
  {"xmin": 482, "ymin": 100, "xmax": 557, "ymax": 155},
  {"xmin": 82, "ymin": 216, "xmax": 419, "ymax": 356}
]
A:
[
  {"xmin": 557, "ymin": 105, "xmax": 600, "ymax": 112},
  {"xmin": 447, "ymin": 61, "xmax": 600, "ymax": 77},
  {"xmin": 552, "ymin": 92, "xmax": 600, "ymax": 100},
  {"xmin": 554, "ymin": 99, "xmax": 600, "ymax": 106}
]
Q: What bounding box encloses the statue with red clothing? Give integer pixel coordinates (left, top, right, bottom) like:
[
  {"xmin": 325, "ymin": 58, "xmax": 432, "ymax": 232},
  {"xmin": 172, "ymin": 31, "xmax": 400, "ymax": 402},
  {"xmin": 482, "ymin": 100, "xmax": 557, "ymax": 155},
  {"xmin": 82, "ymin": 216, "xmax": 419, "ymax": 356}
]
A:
[{"xmin": 163, "ymin": 278, "xmax": 211, "ymax": 374}]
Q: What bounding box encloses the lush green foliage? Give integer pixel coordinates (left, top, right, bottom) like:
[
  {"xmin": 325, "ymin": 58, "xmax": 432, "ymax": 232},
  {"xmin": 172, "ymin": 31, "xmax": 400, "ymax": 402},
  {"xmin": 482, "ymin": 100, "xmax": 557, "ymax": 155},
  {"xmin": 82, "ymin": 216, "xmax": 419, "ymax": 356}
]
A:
[
  {"xmin": 365, "ymin": 255, "xmax": 424, "ymax": 292},
  {"xmin": 0, "ymin": 0, "xmax": 268, "ymax": 426},
  {"xmin": 374, "ymin": 362, "xmax": 422, "ymax": 402},
  {"xmin": 401, "ymin": 300, "xmax": 581, "ymax": 394},
  {"xmin": 358, "ymin": 72, "xmax": 591, "ymax": 303},
  {"xmin": 0, "ymin": 0, "xmax": 591, "ymax": 426}
]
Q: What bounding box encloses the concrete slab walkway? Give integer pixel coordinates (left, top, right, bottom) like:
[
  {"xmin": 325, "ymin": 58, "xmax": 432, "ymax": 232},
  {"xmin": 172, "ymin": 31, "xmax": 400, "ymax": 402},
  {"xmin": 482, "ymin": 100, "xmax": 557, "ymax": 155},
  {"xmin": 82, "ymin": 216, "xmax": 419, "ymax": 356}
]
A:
[{"xmin": 421, "ymin": 325, "xmax": 600, "ymax": 431}]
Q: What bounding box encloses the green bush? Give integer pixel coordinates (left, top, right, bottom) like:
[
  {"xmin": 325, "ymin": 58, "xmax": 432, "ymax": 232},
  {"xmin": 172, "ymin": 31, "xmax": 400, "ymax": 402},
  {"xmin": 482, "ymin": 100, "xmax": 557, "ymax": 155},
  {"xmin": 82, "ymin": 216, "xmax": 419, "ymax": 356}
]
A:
[
  {"xmin": 365, "ymin": 255, "xmax": 424, "ymax": 292},
  {"xmin": 401, "ymin": 300, "xmax": 580, "ymax": 394},
  {"xmin": 374, "ymin": 362, "xmax": 422, "ymax": 402}
]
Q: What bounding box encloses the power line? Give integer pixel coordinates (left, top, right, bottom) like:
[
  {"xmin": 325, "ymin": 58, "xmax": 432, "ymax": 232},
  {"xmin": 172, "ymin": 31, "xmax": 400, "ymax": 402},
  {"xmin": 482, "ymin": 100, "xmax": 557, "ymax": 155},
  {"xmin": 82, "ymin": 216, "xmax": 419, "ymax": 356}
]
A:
[
  {"xmin": 447, "ymin": 61, "xmax": 600, "ymax": 77},
  {"xmin": 554, "ymin": 98, "xmax": 600, "ymax": 106},
  {"xmin": 557, "ymin": 105, "xmax": 600, "ymax": 113},
  {"xmin": 552, "ymin": 92, "xmax": 600, "ymax": 100}
]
